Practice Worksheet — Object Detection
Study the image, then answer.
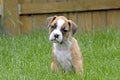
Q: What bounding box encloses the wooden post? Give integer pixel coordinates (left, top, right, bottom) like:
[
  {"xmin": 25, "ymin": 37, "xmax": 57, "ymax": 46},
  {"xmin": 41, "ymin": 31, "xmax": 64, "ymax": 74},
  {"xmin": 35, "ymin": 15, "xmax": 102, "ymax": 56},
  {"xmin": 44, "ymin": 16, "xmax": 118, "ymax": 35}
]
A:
[{"xmin": 1, "ymin": 0, "xmax": 20, "ymax": 35}]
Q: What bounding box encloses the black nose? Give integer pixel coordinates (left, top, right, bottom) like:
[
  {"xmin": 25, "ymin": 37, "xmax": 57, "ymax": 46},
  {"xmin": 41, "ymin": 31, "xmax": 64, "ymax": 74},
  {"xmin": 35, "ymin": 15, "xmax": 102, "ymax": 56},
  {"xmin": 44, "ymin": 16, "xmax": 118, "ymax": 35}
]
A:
[{"xmin": 54, "ymin": 34, "xmax": 59, "ymax": 38}]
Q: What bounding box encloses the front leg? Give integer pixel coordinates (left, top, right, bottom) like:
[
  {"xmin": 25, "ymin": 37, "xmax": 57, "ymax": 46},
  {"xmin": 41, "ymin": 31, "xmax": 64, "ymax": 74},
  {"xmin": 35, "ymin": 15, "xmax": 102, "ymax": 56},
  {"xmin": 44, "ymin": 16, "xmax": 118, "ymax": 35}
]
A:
[
  {"xmin": 72, "ymin": 58, "xmax": 83, "ymax": 74},
  {"xmin": 51, "ymin": 61, "xmax": 60, "ymax": 73},
  {"xmin": 71, "ymin": 38, "xmax": 83, "ymax": 74},
  {"xmin": 51, "ymin": 53, "xmax": 60, "ymax": 73}
]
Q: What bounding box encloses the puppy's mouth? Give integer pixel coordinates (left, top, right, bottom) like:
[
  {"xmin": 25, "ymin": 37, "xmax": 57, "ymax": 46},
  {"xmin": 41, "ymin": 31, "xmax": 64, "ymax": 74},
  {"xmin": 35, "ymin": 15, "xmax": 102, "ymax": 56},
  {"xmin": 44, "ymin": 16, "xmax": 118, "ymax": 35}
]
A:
[
  {"xmin": 49, "ymin": 31, "xmax": 63, "ymax": 44},
  {"xmin": 51, "ymin": 39, "xmax": 63, "ymax": 44}
]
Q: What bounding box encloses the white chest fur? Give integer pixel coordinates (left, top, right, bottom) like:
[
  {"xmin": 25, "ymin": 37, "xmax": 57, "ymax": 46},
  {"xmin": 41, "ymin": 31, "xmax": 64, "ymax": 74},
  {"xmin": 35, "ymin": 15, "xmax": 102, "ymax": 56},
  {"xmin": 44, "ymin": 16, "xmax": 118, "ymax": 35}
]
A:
[{"xmin": 53, "ymin": 41, "xmax": 73, "ymax": 72}]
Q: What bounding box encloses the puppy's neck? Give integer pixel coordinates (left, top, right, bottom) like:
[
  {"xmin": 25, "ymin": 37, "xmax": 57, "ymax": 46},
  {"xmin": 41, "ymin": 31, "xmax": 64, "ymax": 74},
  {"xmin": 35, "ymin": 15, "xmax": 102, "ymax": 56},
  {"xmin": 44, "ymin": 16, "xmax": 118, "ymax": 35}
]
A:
[{"xmin": 53, "ymin": 38, "xmax": 72, "ymax": 50}]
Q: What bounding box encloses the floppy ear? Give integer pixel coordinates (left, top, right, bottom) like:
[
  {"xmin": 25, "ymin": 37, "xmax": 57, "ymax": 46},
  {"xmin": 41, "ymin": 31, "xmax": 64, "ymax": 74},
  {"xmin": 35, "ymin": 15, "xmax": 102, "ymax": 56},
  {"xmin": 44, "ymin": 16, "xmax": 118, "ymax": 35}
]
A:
[
  {"xmin": 68, "ymin": 20, "xmax": 78, "ymax": 35},
  {"xmin": 46, "ymin": 16, "xmax": 57, "ymax": 27}
]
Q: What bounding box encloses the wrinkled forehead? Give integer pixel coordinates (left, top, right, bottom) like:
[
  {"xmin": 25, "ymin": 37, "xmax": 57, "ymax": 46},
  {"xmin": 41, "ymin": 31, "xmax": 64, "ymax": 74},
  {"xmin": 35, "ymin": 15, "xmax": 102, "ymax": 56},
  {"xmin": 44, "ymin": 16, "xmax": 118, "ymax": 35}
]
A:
[
  {"xmin": 51, "ymin": 17, "xmax": 69, "ymax": 30},
  {"xmin": 57, "ymin": 19, "xmax": 65, "ymax": 29}
]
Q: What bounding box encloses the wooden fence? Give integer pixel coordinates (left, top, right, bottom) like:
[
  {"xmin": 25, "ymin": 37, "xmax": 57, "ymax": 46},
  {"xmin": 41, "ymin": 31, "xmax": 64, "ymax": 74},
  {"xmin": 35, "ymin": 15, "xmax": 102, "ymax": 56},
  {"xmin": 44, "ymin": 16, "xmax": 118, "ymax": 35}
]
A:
[{"xmin": 0, "ymin": 0, "xmax": 120, "ymax": 35}]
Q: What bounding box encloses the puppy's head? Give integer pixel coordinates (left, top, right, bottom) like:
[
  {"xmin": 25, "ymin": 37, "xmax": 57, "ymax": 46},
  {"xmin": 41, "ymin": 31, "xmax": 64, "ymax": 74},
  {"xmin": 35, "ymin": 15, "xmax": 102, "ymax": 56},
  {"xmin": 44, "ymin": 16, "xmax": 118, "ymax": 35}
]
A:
[{"xmin": 46, "ymin": 16, "xmax": 78, "ymax": 44}]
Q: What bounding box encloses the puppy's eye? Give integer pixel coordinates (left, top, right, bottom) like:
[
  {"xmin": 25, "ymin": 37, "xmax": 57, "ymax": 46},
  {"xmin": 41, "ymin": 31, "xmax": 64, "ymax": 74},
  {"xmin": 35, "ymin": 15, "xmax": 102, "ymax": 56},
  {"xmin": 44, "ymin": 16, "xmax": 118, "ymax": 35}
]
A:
[
  {"xmin": 61, "ymin": 29, "xmax": 68, "ymax": 33},
  {"xmin": 51, "ymin": 26, "xmax": 56, "ymax": 30}
]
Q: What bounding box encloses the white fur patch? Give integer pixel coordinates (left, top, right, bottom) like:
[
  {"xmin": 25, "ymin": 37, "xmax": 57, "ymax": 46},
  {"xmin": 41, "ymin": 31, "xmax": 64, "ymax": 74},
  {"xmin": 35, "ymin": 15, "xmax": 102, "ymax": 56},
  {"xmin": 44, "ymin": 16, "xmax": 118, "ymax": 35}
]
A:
[
  {"xmin": 53, "ymin": 40, "xmax": 72, "ymax": 72},
  {"xmin": 57, "ymin": 19, "xmax": 65, "ymax": 29}
]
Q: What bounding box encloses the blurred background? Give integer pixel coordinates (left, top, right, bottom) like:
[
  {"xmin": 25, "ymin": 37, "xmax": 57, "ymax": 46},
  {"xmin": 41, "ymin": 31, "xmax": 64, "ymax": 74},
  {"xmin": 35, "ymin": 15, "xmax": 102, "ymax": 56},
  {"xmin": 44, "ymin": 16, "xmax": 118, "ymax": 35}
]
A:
[{"xmin": 0, "ymin": 0, "xmax": 120, "ymax": 35}]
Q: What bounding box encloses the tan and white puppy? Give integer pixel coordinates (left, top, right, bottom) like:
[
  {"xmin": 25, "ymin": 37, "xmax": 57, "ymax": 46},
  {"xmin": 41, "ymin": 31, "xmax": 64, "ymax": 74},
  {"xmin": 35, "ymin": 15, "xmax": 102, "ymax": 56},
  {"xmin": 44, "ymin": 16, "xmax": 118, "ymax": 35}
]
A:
[{"xmin": 47, "ymin": 16, "xmax": 83, "ymax": 74}]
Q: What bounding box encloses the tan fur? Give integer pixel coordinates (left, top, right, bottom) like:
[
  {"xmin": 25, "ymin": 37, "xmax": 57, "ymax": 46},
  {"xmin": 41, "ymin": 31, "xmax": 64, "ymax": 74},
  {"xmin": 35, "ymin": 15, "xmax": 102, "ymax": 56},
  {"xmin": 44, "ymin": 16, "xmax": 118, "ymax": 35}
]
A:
[
  {"xmin": 47, "ymin": 16, "xmax": 83, "ymax": 74},
  {"xmin": 70, "ymin": 37, "xmax": 83, "ymax": 73},
  {"xmin": 51, "ymin": 37, "xmax": 83, "ymax": 74}
]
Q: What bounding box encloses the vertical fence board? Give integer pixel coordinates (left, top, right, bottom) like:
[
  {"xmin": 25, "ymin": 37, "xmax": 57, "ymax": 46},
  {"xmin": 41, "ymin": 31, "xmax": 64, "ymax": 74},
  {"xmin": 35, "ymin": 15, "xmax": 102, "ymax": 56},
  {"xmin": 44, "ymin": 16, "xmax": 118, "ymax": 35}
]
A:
[
  {"xmin": 20, "ymin": 16, "xmax": 32, "ymax": 33},
  {"xmin": 68, "ymin": 13, "xmax": 78, "ymax": 24},
  {"xmin": 1, "ymin": 0, "xmax": 20, "ymax": 35},
  {"xmin": 107, "ymin": 10, "xmax": 120, "ymax": 28},
  {"xmin": 33, "ymin": 15, "xmax": 47, "ymax": 29},
  {"xmin": 78, "ymin": 12, "xmax": 92, "ymax": 32},
  {"xmin": 92, "ymin": 11, "xmax": 107, "ymax": 29}
]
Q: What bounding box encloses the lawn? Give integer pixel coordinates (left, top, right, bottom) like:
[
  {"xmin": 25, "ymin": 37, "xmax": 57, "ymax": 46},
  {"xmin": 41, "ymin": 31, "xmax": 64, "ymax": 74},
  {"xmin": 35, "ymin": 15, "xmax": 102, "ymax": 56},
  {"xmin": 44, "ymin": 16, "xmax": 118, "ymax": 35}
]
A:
[{"xmin": 0, "ymin": 28, "xmax": 120, "ymax": 80}]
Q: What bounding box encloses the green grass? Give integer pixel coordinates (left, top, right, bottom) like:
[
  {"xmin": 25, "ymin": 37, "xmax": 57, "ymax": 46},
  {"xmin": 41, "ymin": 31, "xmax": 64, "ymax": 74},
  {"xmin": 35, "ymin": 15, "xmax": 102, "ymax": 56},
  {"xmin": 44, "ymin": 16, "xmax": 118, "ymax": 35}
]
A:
[{"xmin": 0, "ymin": 28, "xmax": 120, "ymax": 80}]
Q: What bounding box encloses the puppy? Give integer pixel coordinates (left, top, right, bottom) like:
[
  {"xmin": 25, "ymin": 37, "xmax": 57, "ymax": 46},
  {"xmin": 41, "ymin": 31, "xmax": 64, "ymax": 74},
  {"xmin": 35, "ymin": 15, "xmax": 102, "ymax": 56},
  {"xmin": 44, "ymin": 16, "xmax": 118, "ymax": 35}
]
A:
[{"xmin": 46, "ymin": 16, "xmax": 83, "ymax": 74}]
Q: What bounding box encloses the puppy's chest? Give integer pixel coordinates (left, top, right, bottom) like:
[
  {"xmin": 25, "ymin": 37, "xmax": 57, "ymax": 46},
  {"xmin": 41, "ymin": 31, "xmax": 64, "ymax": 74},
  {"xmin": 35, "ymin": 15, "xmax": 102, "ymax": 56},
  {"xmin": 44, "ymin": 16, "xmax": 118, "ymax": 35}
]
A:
[
  {"xmin": 54, "ymin": 44, "xmax": 72, "ymax": 71},
  {"xmin": 54, "ymin": 49, "xmax": 72, "ymax": 63}
]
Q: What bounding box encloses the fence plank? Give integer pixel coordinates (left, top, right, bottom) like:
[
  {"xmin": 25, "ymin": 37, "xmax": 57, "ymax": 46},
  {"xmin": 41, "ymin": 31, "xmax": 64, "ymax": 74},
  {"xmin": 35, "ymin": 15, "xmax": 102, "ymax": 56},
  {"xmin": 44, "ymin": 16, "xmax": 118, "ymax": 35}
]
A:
[
  {"xmin": 32, "ymin": 15, "xmax": 47, "ymax": 29},
  {"xmin": 107, "ymin": 10, "xmax": 120, "ymax": 28},
  {"xmin": 68, "ymin": 13, "xmax": 78, "ymax": 24},
  {"xmin": 21, "ymin": 0, "xmax": 120, "ymax": 14},
  {"xmin": 92, "ymin": 11, "xmax": 107, "ymax": 29},
  {"xmin": 20, "ymin": 16, "xmax": 32, "ymax": 33},
  {"xmin": 1, "ymin": 0, "xmax": 20, "ymax": 35},
  {"xmin": 78, "ymin": 12, "xmax": 92, "ymax": 32}
]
